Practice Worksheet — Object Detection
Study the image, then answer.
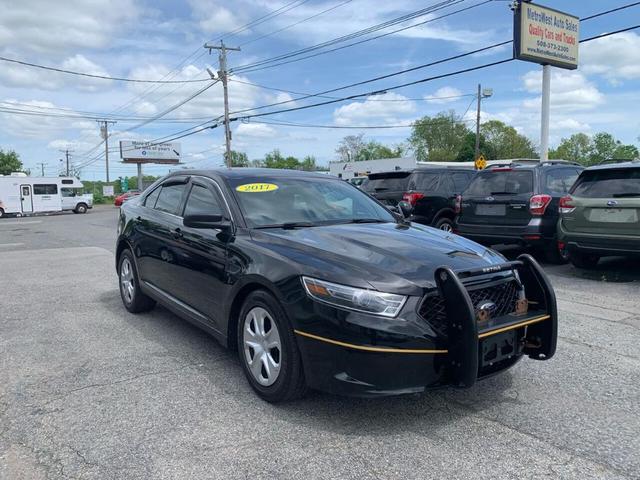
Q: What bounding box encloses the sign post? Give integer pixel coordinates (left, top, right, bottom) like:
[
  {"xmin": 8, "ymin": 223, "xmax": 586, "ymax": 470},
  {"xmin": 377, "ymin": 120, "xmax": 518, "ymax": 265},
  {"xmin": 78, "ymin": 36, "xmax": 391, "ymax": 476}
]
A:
[{"xmin": 513, "ymin": 1, "xmax": 579, "ymax": 162}]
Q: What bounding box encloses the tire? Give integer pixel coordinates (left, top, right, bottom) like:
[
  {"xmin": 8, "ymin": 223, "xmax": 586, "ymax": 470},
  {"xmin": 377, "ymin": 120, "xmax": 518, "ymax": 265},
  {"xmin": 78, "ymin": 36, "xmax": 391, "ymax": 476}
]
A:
[
  {"xmin": 434, "ymin": 217, "xmax": 454, "ymax": 233},
  {"xmin": 569, "ymin": 251, "xmax": 600, "ymax": 269},
  {"xmin": 543, "ymin": 242, "xmax": 569, "ymax": 265},
  {"xmin": 118, "ymin": 249, "xmax": 156, "ymax": 313},
  {"xmin": 237, "ymin": 290, "xmax": 307, "ymax": 403},
  {"xmin": 75, "ymin": 203, "xmax": 88, "ymax": 214},
  {"xmin": 0, "ymin": 208, "xmax": 4, "ymax": 218}
]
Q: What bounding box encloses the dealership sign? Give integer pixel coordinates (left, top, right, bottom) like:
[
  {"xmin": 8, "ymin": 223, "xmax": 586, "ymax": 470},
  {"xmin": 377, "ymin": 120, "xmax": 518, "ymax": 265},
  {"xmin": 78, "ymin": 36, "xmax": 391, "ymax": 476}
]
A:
[
  {"xmin": 119, "ymin": 140, "xmax": 181, "ymax": 164},
  {"xmin": 514, "ymin": 2, "xmax": 579, "ymax": 70}
]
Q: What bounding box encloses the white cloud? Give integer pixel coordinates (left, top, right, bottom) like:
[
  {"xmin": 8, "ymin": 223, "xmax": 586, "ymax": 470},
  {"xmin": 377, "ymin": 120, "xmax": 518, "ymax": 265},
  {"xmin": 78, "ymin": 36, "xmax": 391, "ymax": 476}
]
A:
[
  {"xmin": 521, "ymin": 70, "xmax": 604, "ymax": 111},
  {"xmin": 0, "ymin": 0, "xmax": 138, "ymax": 53},
  {"xmin": 188, "ymin": 0, "xmax": 247, "ymax": 35},
  {"xmin": 424, "ymin": 86, "xmax": 463, "ymax": 104},
  {"xmin": 235, "ymin": 123, "xmax": 277, "ymax": 138},
  {"xmin": 0, "ymin": 100, "xmax": 66, "ymax": 138},
  {"xmin": 333, "ymin": 93, "xmax": 415, "ymax": 126},
  {"xmin": 581, "ymin": 32, "xmax": 640, "ymax": 82}
]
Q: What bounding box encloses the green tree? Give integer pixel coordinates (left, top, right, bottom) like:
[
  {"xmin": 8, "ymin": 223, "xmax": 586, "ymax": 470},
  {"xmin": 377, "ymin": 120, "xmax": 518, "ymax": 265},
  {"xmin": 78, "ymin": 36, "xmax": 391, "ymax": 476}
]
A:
[
  {"xmin": 409, "ymin": 111, "xmax": 471, "ymax": 161},
  {"xmin": 480, "ymin": 120, "xmax": 537, "ymax": 159},
  {"xmin": 263, "ymin": 149, "xmax": 301, "ymax": 169},
  {"xmin": 613, "ymin": 144, "xmax": 639, "ymax": 160},
  {"xmin": 359, "ymin": 141, "xmax": 406, "ymax": 160},
  {"xmin": 0, "ymin": 149, "xmax": 24, "ymax": 175},
  {"xmin": 456, "ymin": 132, "xmax": 495, "ymax": 162},
  {"xmin": 300, "ymin": 155, "xmax": 317, "ymax": 171},
  {"xmin": 549, "ymin": 133, "xmax": 592, "ymax": 164},
  {"xmin": 229, "ymin": 150, "xmax": 249, "ymax": 167},
  {"xmin": 589, "ymin": 132, "xmax": 619, "ymax": 165},
  {"xmin": 335, "ymin": 133, "xmax": 365, "ymax": 162}
]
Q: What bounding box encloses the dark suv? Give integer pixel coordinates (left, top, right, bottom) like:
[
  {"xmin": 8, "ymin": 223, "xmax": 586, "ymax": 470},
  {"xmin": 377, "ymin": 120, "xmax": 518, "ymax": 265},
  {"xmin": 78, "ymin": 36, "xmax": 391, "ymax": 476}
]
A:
[
  {"xmin": 360, "ymin": 170, "xmax": 411, "ymax": 206},
  {"xmin": 402, "ymin": 167, "xmax": 475, "ymax": 232},
  {"xmin": 455, "ymin": 160, "xmax": 583, "ymax": 263}
]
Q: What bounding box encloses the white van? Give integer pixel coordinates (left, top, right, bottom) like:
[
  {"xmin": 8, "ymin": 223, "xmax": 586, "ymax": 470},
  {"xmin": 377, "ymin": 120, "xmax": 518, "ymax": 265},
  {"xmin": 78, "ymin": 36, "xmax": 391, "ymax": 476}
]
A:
[{"xmin": 0, "ymin": 173, "xmax": 93, "ymax": 218}]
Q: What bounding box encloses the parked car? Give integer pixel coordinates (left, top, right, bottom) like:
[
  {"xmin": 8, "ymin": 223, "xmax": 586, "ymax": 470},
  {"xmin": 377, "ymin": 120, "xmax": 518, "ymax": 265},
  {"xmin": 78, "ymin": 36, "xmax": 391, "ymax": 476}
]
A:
[
  {"xmin": 402, "ymin": 167, "xmax": 475, "ymax": 232},
  {"xmin": 455, "ymin": 160, "xmax": 583, "ymax": 263},
  {"xmin": 558, "ymin": 159, "xmax": 640, "ymax": 268},
  {"xmin": 114, "ymin": 190, "xmax": 141, "ymax": 207},
  {"xmin": 360, "ymin": 170, "xmax": 411, "ymax": 206},
  {"xmin": 116, "ymin": 169, "xmax": 557, "ymax": 402}
]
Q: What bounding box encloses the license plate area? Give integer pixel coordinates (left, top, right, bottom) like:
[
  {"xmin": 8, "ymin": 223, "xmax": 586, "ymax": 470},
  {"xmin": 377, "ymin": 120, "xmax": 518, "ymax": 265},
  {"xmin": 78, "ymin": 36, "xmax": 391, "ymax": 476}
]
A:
[
  {"xmin": 476, "ymin": 204, "xmax": 506, "ymax": 216},
  {"xmin": 588, "ymin": 208, "xmax": 638, "ymax": 223},
  {"xmin": 480, "ymin": 330, "xmax": 517, "ymax": 367}
]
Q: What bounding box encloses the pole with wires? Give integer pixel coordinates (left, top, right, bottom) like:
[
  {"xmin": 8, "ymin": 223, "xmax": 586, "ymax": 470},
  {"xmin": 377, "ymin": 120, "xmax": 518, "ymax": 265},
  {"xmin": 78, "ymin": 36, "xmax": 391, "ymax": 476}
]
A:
[
  {"xmin": 59, "ymin": 149, "xmax": 73, "ymax": 176},
  {"xmin": 97, "ymin": 120, "xmax": 117, "ymax": 182},
  {"xmin": 204, "ymin": 41, "xmax": 240, "ymax": 168},
  {"xmin": 37, "ymin": 162, "xmax": 46, "ymax": 176}
]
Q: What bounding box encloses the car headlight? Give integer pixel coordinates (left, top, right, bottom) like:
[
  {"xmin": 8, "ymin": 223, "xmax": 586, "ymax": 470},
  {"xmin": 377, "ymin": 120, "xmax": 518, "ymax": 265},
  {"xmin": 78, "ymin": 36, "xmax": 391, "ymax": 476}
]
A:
[{"xmin": 301, "ymin": 276, "xmax": 407, "ymax": 318}]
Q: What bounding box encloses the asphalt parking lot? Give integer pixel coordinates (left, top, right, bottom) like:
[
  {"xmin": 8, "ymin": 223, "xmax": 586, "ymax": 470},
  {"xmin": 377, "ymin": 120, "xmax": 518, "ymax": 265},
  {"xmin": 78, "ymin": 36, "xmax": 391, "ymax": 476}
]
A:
[{"xmin": 1, "ymin": 206, "xmax": 639, "ymax": 479}]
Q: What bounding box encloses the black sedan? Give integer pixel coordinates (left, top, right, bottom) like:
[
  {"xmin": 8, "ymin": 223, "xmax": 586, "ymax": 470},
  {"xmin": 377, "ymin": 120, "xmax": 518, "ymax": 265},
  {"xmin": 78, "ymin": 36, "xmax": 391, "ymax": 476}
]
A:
[{"xmin": 115, "ymin": 169, "xmax": 557, "ymax": 402}]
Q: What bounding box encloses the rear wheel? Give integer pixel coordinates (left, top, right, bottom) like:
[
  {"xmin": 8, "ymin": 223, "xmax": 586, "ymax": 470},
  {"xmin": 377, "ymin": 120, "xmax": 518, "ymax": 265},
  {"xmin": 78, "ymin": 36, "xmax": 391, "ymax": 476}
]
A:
[
  {"xmin": 569, "ymin": 251, "xmax": 600, "ymax": 269},
  {"xmin": 434, "ymin": 217, "xmax": 454, "ymax": 233},
  {"xmin": 0, "ymin": 208, "xmax": 4, "ymax": 218},
  {"xmin": 238, "ymin": 290, "xmax": 307, "ymax": 403},
  {"xmin": 543, "ymin": 242, "xmax": 569, "ymax": 264},
  {"xmin": 118, "ymin": 249, "xmax": 156, "ymax": 313}
]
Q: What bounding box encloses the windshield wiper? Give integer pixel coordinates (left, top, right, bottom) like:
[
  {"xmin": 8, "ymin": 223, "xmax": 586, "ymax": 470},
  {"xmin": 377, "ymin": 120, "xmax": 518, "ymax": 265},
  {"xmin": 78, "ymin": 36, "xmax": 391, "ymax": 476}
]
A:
[
  {"xmin": 490, "ymin": 191, "xmax": 518, "ymax": 195},
  {"xmin": 344, "ymin": 218, "xmax": 389, "ymax": 224},
  {"xmin": 612, "ymin": 192, "xmax": 640, "ymax": 198},
  {"xmin": 256, "ymin": 221, "xmax": 317, "ymax": 229}
]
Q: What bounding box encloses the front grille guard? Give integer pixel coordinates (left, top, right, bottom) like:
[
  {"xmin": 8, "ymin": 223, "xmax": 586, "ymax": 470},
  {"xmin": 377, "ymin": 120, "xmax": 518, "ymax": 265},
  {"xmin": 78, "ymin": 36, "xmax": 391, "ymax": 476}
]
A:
[{"xmin": 434, "ymin": 254, "xmax": 557, "ymax": 388}]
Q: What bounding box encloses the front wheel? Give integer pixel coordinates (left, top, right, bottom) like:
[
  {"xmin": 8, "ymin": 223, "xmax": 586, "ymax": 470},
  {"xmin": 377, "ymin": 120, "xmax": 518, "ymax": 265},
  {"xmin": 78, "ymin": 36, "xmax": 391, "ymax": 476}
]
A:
[
  {"xmin": 434, "ymin": 217, "xmax": 454, "ymax": 233},
  {"xmin": 238, "ymin": 290, "xmax": 307, "ymax": 402},
  {"xmin": 0, "ymin": 208, "xmax": 4, "ymax": 218},
  {"xmin": 75, "ymin": 203, "xmax": 88, "ymax": 214},
  {"xmin": 569, "ymin": 251, "xmax": 600, "ymax": 269}
]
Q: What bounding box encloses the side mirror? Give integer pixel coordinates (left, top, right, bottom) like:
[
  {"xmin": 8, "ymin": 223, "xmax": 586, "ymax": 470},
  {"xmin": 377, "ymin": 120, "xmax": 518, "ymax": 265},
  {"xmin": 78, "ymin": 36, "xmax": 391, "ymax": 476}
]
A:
[
  {"xmin": 183, "ymin": 214, "xmax": 231, "ymax": 231},
  {"xmin": 397, "ymin": 201, "xmax": 412, "ymax": 218}
]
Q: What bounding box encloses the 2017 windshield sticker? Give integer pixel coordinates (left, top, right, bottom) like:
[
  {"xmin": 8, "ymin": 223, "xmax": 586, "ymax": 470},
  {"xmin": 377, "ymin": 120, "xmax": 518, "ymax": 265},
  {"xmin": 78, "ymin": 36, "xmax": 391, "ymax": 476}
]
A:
[{"xmin": 236, "ymin": 183, "xmax": 279, "ymax": 193}]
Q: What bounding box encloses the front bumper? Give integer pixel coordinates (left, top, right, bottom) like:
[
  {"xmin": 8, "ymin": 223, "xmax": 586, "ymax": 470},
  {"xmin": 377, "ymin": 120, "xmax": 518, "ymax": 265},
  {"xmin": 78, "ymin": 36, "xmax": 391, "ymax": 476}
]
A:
[{"xmin": 291, "ymin": 255, "xmax": 557, "ymax": 396}]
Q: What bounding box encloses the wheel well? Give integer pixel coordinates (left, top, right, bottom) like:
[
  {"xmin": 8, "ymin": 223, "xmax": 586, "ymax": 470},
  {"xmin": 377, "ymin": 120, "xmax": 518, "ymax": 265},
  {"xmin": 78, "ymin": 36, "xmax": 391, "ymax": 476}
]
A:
[
  {"xmin": 76, "ymin": 202, "xmax": 88, "ymax": 208},
  {"xmin": 434, "ymin": 209, "xmax": 455, "ymax": 222},
  {"xmin": 226, "ymin": 282, "xmax": 274, "ymax": 350},
  {"xmin": 115, "ymin": 239, "xmax": 130, "ymax": 271}
]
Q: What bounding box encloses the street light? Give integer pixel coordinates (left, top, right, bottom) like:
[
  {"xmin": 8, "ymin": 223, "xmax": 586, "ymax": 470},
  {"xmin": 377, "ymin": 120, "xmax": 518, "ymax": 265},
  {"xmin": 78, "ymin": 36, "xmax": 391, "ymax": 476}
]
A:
[{"xmin": 475, "ymin": 84, "xmax": 493, "ymax": 161}]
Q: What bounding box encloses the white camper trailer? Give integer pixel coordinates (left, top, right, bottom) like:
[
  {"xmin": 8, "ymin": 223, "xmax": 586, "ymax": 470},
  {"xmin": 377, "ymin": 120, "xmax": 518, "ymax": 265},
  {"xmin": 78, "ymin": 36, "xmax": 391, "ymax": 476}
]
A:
[{"xmin": 0, "ymin": 174, "xmax": 93, "ymax": 218}]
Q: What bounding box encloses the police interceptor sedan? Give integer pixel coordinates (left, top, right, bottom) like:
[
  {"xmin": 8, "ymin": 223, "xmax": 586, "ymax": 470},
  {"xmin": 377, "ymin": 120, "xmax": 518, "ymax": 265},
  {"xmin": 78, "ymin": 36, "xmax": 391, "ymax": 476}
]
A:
[{"xmin": 116, "ymin": 169, "xmax": 557, "ymax": 402}]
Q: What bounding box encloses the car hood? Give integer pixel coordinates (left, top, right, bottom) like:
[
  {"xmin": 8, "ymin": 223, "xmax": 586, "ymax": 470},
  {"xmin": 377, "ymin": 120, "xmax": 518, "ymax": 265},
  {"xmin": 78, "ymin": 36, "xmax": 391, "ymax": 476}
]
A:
[{"xmin": 251, "ymin": 222, "xmax": 506, "ymax": 295}]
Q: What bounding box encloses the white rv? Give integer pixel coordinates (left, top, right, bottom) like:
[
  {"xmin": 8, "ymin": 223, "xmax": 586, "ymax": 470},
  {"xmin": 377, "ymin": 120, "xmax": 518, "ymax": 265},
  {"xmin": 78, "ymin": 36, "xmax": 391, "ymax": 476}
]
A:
[{"xmin": 0, "ymin": 173, "xmax": 93, "ymax": 218}]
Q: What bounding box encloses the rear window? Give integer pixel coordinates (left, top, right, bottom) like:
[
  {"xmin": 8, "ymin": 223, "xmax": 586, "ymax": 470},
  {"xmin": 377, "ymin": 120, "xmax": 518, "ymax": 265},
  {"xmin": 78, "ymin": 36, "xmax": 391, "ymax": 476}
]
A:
[
  {"xmin": 408, "ymin": 172, "xmax": 440, "ymax": 192},
  {"xmin": 361, "ymin": 172, "xmax": 411, "ymax": 193},
  {"xmin": 465, "ymin": 170, "xmax": 534, "ymax": 196},
  {"xmin": 571, "ymin": 168, "xmax": 640, "ymax": 198}
]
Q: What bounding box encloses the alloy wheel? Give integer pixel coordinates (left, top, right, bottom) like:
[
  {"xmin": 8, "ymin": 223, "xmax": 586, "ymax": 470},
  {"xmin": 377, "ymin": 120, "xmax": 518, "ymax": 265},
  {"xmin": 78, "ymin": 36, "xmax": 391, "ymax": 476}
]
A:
[
  {"xmin": 243, "ymin": 306, "xmax": 282, "ymax": 386},
  {"xmin": 120, "ymin": 257, "xmax": 135, "ymax": 304},
  {"xmin": 439, "ymin": 222, "xmax": 453, "ymax": 232}
]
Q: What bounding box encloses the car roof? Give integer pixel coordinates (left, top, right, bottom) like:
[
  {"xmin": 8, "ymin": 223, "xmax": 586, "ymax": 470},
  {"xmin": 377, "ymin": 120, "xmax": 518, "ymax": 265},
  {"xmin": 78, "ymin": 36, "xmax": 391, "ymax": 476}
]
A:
[
  {"xmin": 165, "ymin": 168, "xmax": 335, "ymax": 181},
  {"xmin": 583, "ymin": 160, "xmax": 640, "ymax": 171},
  {"xmin": 484, "ymin": 160, "xmax": 583, "ymax": 170}
]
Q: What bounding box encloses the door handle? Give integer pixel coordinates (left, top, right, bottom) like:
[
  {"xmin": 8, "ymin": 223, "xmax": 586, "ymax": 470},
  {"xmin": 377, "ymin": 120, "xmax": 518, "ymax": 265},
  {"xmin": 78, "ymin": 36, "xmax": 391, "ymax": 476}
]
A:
[{"xmin": 171, "ymin": 228, "xmax": 183, "ymax": 239}]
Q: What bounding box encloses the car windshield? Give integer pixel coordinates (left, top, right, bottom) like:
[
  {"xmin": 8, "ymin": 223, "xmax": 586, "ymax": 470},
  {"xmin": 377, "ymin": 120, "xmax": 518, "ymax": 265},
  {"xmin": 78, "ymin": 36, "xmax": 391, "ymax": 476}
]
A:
[
  {"xmin": 465, "ymin": 170, "xmax": 534, "ymax": 196},
  {"xmin": 571, "ymin": 168, "xmax": 640, "ymax": 198},
  {"xmin": 229, "ymin": 175, "xmax": 396, "ymax": 228}
]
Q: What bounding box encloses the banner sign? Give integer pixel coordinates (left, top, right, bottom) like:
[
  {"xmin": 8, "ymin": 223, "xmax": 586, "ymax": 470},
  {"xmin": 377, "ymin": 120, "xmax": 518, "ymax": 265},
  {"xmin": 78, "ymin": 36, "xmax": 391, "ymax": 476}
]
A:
[
  {"xmin": 119, "ymin": 141, "xmax": 181, "ymax": 164},
  {"xmin": 514, "ymin": 2, "xmax": 579, "ymax": 70}
]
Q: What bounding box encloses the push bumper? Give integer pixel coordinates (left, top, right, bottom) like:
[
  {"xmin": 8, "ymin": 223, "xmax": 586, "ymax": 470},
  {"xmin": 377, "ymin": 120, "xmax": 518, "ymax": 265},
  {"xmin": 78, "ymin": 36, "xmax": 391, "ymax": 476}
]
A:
[{"xmin": 293, "ymin": 254, "xmax": 557, "ymax": 396}]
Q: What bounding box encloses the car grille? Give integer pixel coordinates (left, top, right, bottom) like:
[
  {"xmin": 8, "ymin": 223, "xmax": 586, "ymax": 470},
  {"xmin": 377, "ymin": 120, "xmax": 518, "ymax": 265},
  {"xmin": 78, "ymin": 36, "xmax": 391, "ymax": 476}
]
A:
[{"xmin": 418, "ymin": 279, "xmax": 521, "ymax": 336}]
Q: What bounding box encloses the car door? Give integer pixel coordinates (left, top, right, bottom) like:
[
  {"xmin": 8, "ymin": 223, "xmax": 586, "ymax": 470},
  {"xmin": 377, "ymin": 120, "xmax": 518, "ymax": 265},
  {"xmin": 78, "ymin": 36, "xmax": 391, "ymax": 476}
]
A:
[
  {"xmin": 134, "ymin": 177, "xmax": 189, "ymax": 298},
  {"xmin": 169, "ymin": 177, "xmax": 231, "ymax": 332}
]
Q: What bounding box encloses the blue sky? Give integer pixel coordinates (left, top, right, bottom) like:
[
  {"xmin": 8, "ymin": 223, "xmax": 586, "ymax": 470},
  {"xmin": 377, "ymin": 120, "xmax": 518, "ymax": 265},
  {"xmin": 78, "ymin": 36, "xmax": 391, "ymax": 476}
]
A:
[{"xmin": 0, "ymin": 0, "xmax": 639, "ymax": 180}]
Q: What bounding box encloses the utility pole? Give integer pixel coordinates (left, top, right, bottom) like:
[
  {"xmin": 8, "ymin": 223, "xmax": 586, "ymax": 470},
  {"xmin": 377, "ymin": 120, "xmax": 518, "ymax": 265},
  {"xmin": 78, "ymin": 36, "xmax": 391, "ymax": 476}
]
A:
[
  {"xmin": 204, "ymin": 41, "xmax": 241, "ymax": 168},
  {"xmin": 97, "ymin": 120, "xmax": 117, "ymax": 182},
  {"xmin": 474, "ymin": 84, "xmax": 493, "ymax": 161},
  {"xmin": 37, "ymin": 162, "xmax": 46, "ymax": 176},
  {"xmin": 59, "ymin": 149, "xmax": 73, "ymax": 176},
  {"xmin": 540, "ymin": 64, "xmax": 551, "ymax": 161}
]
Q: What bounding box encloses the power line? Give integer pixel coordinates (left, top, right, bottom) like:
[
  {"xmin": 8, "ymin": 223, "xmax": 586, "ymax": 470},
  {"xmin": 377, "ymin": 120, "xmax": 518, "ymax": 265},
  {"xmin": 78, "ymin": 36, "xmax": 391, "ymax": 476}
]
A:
[
  {"xmin": 231, "ymin": 0, "xmax": 465, "ymax": 73},
  {"xmin": 0, "ymin": 56, "xmax": 213, "ymax": 83},
  {"xmin": 238, "ymin": 0, "xmax": 354, "ymax": 48}
]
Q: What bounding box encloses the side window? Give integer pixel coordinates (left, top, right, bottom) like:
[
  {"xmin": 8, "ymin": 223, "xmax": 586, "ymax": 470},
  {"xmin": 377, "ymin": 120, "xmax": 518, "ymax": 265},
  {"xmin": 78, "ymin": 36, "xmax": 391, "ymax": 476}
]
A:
[
  {"xmin": 451, "ymin": 172, "xmax": 471, "ymax": 192},
  {"xmin": 33, "ymin": 184, "xmax": 58, "ymax": 195},
  {"xmin": 154, "ymin": 184, "xmax": 187, "ymax": 216},
  {"xmin": 184, "ymin": 184, "xmax": 223, "ymax": 217},
  {"xmin": 61, "ymin": 188, "xmax": 74, "ymax": 197},
  {"xmin": 545, "ymin": 168, "xmax": 580, "ymax": 195},
  {"xmin": 144, "ymin": 187, "xmax": 161, "ymax": 208}
]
